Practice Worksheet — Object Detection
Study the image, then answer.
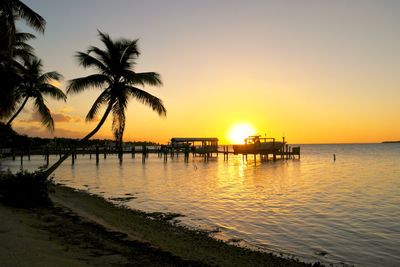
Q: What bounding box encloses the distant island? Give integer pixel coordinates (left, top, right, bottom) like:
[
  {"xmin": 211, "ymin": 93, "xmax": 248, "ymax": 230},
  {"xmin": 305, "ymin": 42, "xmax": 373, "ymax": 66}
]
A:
[{"xmin": 382, "ymin": 141, "xmax": 400, "ymax": 143}]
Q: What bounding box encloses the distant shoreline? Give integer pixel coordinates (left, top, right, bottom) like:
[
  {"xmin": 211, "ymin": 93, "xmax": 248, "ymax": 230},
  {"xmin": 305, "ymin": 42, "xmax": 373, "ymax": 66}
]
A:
[{"xmin": 382, "ymin": 141, "xmax": 400, "ymax": 143}]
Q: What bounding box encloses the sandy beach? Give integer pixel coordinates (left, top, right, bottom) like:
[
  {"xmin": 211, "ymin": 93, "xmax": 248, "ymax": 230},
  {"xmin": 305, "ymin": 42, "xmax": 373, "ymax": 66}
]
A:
[{"xmin": 0, "ymin": 184, "xmax": 315, "ymax": 266}]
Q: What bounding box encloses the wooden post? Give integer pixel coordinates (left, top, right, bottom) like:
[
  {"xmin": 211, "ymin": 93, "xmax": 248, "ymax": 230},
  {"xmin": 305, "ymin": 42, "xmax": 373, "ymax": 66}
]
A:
[
  {"xmin": 119, "ymin": 145, "xmax": 123, "ymax": 163},
  {"xmin": 163, "ymin": 148, "xmax": 168, "ymax": 162},
  {"xmin": 286, "ymin": 144, "xmax": 289, "ymax": 159},
  {"xmin": 104, "ymin": 147, "xmax": 107, "ymax": 159},
  {"xmin": 96, "ymin": 145, "xmax": 99, "ymax": 164},
  {"xmin": 12, "ymin": 147, "xmax": 15, "ymax": 161},
  {"xmin": 20, "ymin": 147, "xmax": 23, "ymax": 166},
  {"xmin": 72, "ymin": 147, "xmax": 75, "ymax": 165},
  {"xmin": 46, "ymin": 147, "xmax": 49, "ymax": 166},
  {"xmin": 131, "ymin": 146, "xmax": 135, "ymax": 158},
  {"xmin": 184, "ymin": 146, "xmax": 188, "ymax": 162},
  {"xmin": 27, "ymin": 145, "xmax": 30, "ymax": 161}
]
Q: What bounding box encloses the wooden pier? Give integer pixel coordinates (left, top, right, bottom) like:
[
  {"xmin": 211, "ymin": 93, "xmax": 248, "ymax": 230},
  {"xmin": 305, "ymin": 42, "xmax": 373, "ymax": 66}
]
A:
[
  {"xmin": 1, "ymin": 137, "xmax": 300, "ymax": 166},
  {"xmin": 219, "ymin": 144, "xmax": 300, "ymax": 161}
]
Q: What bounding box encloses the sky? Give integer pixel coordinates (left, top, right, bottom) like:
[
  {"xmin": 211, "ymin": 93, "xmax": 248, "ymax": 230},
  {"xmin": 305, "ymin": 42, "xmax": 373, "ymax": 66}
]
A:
[{"xmin": 12, "ymin": 0, "xmax": 400, "ymax": 144}]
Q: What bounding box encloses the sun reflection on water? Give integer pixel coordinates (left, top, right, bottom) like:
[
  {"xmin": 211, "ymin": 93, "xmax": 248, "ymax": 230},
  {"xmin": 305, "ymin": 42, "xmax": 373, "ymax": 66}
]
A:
[{"xmin": 2, "ymin": 144, "xmax": 400, "ymax": 266}]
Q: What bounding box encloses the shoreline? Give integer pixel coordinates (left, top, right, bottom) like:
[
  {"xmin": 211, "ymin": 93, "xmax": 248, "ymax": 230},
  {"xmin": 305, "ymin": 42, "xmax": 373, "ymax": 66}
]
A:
[{"xmin": 1, "ymin": 183, "xmax": 318, "ymax": 266}]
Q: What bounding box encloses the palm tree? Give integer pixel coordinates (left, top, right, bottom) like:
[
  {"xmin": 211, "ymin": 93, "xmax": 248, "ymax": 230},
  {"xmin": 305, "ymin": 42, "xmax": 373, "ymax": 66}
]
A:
[
  {"xmin": 0, "ymin": 31, "xmax": 36, "ymax": 119},
  {"xmin": 44, "ymin": 31, "xmax": 166, "ymax": 177},
  {"xmin": 0, "ymin": 0, "xmax": 45, "ymax": 57},
  {"xmin": 6, "ymin": 56, "xmax": 66, "ymax": 130},
  {"xmin": 0, "ymin": 0, "xmax": 45, "ymax": 119}
]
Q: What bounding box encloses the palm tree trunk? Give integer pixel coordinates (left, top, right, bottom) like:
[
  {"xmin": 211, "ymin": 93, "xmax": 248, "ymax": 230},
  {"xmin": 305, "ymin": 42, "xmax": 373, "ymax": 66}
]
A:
[
  {"xmin": 6, "ymin": 96, "xmax": 29, "ymax": 126},
  {"xmin": 44, "ymin": 105, "xmax": 112, "ymax": 177}
]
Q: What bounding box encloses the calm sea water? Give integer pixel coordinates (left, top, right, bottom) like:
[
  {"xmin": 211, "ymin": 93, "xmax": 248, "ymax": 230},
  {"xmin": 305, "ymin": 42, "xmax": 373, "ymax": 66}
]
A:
[{"xmin": 2, "ymin": 144, "xmax": 400, "ymax": 266}]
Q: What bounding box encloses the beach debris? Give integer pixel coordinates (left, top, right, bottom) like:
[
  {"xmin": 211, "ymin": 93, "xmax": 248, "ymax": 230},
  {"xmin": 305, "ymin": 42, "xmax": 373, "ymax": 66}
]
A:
[
  {"xmin": 147, "ymin": 212, "xmax": 183, "ymax": 222},
  {"xmin": 314, "ymin": 249, "xmax": 329, "ymax": 256},
  {"xmin": 227, "ymin": 238, "xmax": 243, "ymax": 244},
  {"xmin": 109, "ymin": 196, "xmax": 137, "ymax": 202}
]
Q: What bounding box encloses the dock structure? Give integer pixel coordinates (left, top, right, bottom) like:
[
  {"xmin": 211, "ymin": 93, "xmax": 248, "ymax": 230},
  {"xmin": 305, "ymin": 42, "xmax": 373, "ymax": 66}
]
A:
[
  {"xmin": 169, "ymin": 137, "xmax": 219, "ymax": 161},
  {"xmin": 2, "ymin": 137, "xmax": 300, "ymax": 165}
]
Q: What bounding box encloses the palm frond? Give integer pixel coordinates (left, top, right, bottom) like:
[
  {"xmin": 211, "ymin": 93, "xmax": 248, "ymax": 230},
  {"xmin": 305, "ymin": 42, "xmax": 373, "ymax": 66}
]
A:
[
  {"xmin": 111, "ymin": 99, "xmax": 126, "ymax": 145},
  {"xmin": 14, "ymin": 31, "xmax": 36, "ymax": 58},
  {"xmin": 38, "ymin": 71, "xmax": 63, "ymax": 84},
  {"xmin": 127, "ymin": 86, "xmax": 167, "ymax": 117},
  {"xmin": 111, "ymin": 102, "xmax": 126, "ymax": 142},
  {"xmin": 38, "ymin": 84, "xmax": 67, "ymax": 101},
  {"xmin": 15, "ymin": 32, "xmax": 36, "ymax": 42},
  {"xmin": 67, "ymin": 74, "xmax": 109, "ymax": 94},
  {"xmin": 34, "ymin": 95, "xmax": 54, "ymax": 131},
  {"xmin": 75, "ymin": 51, "xmax": 109, "ymax": 74},
  {"xmin": 86, "ymin": 89, "xmax": 111, "ymax": 121},
  {"xmin": 97, "ymin": 30, "xmax": 115, "ymax": 55},
  {"xmin": 14, "ymin": 43, "xmax": 35, "ymax": 59},
  {"xmin": 15, "ymin": 1, "xmax": 46, "ymax": 33},
  {"xmin": 124, "ymin": 71, "xmax": 163, "ymax": 87},
  {"xmin": 118, "ymin": 39, "xmax": 140, "ymax": 62}
]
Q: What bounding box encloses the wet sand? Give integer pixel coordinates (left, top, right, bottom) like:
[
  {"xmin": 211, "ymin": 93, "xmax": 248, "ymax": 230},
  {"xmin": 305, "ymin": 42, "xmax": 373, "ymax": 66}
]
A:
[{"xmin": 0, "ymin": 184, "xmax": 316, "ymax": 266}]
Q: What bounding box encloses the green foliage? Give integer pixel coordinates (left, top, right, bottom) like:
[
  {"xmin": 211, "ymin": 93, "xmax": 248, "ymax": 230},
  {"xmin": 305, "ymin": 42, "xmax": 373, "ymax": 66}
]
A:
[{"xmin": 0, "ymin": 170, "xmax": 52, "ymax": 208}]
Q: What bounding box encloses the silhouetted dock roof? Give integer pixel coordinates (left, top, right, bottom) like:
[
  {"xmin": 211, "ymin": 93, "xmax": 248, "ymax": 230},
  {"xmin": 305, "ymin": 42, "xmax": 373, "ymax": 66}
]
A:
[{"xmin": 171, "ymin": 138, "xmax": 218, "ymax": 143}]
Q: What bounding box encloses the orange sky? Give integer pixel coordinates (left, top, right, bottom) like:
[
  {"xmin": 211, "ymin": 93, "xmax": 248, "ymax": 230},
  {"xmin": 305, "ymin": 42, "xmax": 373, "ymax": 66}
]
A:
[{"xmin": 12, "ymin": 1, "xmax": 400, "ymax": 144}]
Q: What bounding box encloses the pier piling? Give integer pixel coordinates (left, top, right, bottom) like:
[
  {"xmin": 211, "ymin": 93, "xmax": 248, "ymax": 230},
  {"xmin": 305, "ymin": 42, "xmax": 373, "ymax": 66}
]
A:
[
  {"xmin": 96, "ymin": 146, "xmax": 99, "ymax": 164},
  {"xmin": 20, "ymin": 147, "xmax": 23, "ymax": 166}
]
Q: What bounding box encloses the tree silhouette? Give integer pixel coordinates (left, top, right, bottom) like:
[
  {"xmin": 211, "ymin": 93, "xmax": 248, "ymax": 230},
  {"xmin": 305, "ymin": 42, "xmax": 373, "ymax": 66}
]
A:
[
  {"xmin": 6, "ymin": 56, "xmax": 66, "ymax": 130},
  {"xmin": 44, "ymin": 31, "xmax": 166, "ymax": 177}
]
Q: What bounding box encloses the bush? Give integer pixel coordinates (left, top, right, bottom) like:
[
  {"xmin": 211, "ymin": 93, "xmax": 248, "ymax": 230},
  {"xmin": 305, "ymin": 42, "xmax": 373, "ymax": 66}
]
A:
[{"xmin": 0, "ymin": 170, "xmax": 52, "ymax": 208}]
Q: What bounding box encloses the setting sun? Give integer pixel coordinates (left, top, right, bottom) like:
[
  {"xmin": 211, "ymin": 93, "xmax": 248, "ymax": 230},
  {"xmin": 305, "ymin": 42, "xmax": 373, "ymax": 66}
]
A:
[{"xmin": 227, "ymin": 123, "xmax": 257, "ymax": 144}]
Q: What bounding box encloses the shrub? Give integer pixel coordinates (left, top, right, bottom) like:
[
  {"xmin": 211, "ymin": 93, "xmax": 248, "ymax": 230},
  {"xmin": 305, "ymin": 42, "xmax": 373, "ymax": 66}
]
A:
[{"xmin": 0, "ymin": 170, "xmax": 52, "ymax": 208}]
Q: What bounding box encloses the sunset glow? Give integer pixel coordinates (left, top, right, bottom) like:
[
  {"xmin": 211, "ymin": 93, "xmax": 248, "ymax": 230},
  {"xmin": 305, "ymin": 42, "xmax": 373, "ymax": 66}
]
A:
[
  {"xmin": 227, "ymin": 123, "xmax": 257, "ymax": 144},
  {"xmin": 10, "ymin": 1, "xmax": 400, "ymax": 144}
]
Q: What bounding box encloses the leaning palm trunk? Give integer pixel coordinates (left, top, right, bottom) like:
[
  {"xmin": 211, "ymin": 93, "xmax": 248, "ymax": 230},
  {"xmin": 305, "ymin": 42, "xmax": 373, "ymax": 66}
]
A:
[
  {"xmin": 44, "ymin": 31, "xmax": 166, "ymax": 178},
  {"xmin": 44, "ymin": 105, "xmax": 112, "ymax": 177},
  {"xmin": 6, "ymin": 96, "xmax": 29, "ymax": 126}
]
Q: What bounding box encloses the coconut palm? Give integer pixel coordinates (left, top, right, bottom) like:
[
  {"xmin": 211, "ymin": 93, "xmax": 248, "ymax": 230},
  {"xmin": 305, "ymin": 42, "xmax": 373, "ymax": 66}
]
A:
[
  {"xmin": 6, "ymin": 56, "xmax": 66, "ymax": 130},
  {"xmin": 0, "ymin": 0, "xmax": 45, "ymax": 57},
  {"xmin": 0, "ymin": 31, "xmax": 36, "ymax": 119},
  {"xmin": 0, "ymin": 0, "xmax": 45, "ymax": 118},
  {"xmin": 44, "ymin": 31, "xmax": 166, "ymax": 177}
]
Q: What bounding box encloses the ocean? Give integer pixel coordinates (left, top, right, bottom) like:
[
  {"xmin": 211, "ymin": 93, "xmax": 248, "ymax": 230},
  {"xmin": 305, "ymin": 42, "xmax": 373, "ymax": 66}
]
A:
[{"xmin": 2, "ymin": 143, "xmax": 399, "ymax": 266}]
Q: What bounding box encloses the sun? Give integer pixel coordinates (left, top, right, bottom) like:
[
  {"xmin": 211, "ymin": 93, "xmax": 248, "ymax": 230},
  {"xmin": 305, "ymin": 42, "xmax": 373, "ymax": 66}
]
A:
[{"xmin": 227, "ymin": 123, "xmax": 257, "ymax": 144}]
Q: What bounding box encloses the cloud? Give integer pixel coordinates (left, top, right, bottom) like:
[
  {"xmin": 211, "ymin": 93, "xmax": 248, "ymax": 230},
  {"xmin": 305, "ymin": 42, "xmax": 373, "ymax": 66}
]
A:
[
  {"xmin": 19, "ymin": 111, "xmax": 42, "ymax": 123},
  {"xmin": 52, "ymin": 112, "xmax": 75, "ymax": 122},
  {"xmin": 18, "ymin": 110, "xmax": 82, "ymax": 123},
  {"xmin": 14, "ymin": 126, "xmax": 86, "ymax": 139},
  {"xmin": 58, "ymin": 106, "xmax": 74, "ymax": 113}
]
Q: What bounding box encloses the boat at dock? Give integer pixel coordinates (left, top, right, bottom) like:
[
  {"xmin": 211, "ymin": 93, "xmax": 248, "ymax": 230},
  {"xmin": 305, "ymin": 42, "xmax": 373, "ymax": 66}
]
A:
[{"xmin": 232, "ymin": 135, "xmax": 285, "ymax": 154}]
